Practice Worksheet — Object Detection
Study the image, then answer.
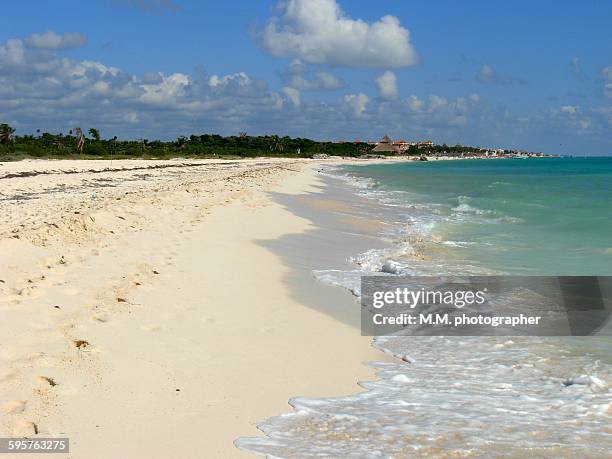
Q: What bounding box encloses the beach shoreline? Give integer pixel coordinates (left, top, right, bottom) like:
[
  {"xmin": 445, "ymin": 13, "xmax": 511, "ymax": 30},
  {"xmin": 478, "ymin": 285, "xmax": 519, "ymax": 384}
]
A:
[
  {"xmin": 0, "ymin": 157, "xmax": 394, "ymax": 458},
  {"xmin": 236, "ymin": 159, "xmax": 612, "ymax": 458},
  {"xmin": 2, "ymin": 157, "xmax": 611, "ymax": 458}
]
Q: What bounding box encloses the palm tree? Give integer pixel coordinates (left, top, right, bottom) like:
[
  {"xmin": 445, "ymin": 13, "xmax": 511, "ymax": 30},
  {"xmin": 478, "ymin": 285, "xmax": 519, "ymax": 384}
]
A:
[
  {"xmin": 88, "ymin": 128, "xmax": 100, "ymax": 141},
  {"xmin": 75, "ymin": 127, "xmax": 84, "ymax": 153},
  {"xmin": 55, "ymin": 133, "xmax": 65, "ymax": 151},
  {"xmin": 0, "ymin": 123, "xmax": 15, "ymax": 144},
  {"xmin": 268, "ymin": 135, "xmax": 284, "ymax": 152}
]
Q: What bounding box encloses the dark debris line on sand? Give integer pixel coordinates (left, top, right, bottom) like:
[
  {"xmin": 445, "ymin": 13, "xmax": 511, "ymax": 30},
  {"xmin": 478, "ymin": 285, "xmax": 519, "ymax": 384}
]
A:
[{"xmin": 0, "ymin": 160, "xmax": 263, "ymax": 180}]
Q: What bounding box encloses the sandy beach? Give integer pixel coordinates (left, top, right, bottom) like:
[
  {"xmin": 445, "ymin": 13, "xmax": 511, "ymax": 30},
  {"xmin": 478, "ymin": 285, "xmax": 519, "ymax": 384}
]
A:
[{"xmin": 0, "ymin": 158, "xmax": 391, "ymax": 458}]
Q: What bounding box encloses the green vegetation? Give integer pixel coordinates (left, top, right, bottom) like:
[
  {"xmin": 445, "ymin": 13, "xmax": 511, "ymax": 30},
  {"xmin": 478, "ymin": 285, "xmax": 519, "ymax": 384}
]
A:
[
  {"xmin": 0, "ymin": 123, "xmax": 16, "ymax": 145},
  {"xmin": 406, "ymin": 143, "xmax": 491, "ymax": 156},
  {"xmin": 88, "ymin": 128, "xmax": 101, "ymax": 142},
  {"xmin": 0, "ymin": 124, "xmax": 375, "ymax": 160}
]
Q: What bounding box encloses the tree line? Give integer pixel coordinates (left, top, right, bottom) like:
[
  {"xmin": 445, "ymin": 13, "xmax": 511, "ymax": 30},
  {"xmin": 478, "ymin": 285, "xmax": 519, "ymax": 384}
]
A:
[{"xmin": 0, "ymin": 124, "xmax": 378, "ymax": 160}]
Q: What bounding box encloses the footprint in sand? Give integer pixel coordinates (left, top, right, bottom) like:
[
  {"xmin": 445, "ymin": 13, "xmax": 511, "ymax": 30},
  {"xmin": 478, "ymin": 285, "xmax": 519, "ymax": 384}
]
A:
[
  {"xmin": 2, "ymin": 399, "xmax": 26, "ymax": 414},
  {"xmin": 10, "ymin": 284, "xmax": 37, "ymax": 298},
  {"xmin": 36, "ymin": 376, "xmax": 57, "ymax": 387},
  {"xmin": 22, "ymin": 352, "xmax": 59, "ymax": 371},
  {"xmin": 71, "ymin": 339, "xmax": 90, "ymax": 350},
  {"xmin": 91, "ymin": 313, "xmax": 109, "ymax": 323},
  {"xmin": 12, "ymin": 421, "xmax": 38, "ymax": 436},
  {"xmin": 43, "ymin": 257, "xmax": 59, "ymax": 270},
  {"xmin": 0, "ymin": 370, "xmax": 18, "ymax": 383}
]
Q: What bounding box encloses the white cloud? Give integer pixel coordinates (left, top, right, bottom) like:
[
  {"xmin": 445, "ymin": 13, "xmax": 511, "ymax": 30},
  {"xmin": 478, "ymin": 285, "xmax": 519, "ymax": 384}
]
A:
[
  {"xmin": 397, "ymin": 93, "xmax": 481, "ymax": 129},
  {"xmin": 141, "ymin": 73, "xmax": 190, "ymax": 105},
  {"xmin": 282, "ymin": 86, "xmax": 301, "ymax": 107},
  {"xmin": 208, "ymin": 72, "xmax": 251, "ymax": 89},
  {"xmin": 24, "ymin": 31, "xmax": 86, "ymax": 50},
  {"xmin": 283, "ymin": 60, "xmax": 345, "ymax": 90},
  {"xmin": 0, "ymin": 36, "xmax": 490, "ymax": 142},
  {"xmin": 0, "ymin": 37, "xmax": 286, "ymax": 137},
  {"xmin": 375, "ymin": 71, "xmax": 398, "ymax": 100},
  {"xmin": 477, "ymin": 64, "xmax": 496, "ymax": 83},
  {"xmin": 0, "ymin": 39, "xmax": 26, "ymax": 66},
  {"xmin": 550, "ymin": 104, "xmax": 601, "ymax": 134},
  {"xmin": 560, "ymin": 105, "xmax": 578, "ymax": 115},
  {"xmin": 344, "ymin": 93, "xmax": 369, "ymax": 116},
  {"xmin": 312, "ymin": 72, "xmax": 344, "ymax": 90},
  {"xmin": 407, "ymin": 95, "xmax": 424, "ymax": 112},
  {"xmin": 259, "ymin": 0, "xmax": 418, "ymax": 68},
  {"xmin": 123, "ymin": 112, "xmax": 140, "ymax": 123},
  {"xmin": 476, "ymin": 64, "xmax": 524, "ymax": 85}
]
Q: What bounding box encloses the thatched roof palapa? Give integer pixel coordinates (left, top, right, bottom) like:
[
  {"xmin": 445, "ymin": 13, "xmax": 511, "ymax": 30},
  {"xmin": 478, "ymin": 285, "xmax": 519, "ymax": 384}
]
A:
[{"xmin": 372, "ymin": 135, "xmax": 400, "ymax": 153}]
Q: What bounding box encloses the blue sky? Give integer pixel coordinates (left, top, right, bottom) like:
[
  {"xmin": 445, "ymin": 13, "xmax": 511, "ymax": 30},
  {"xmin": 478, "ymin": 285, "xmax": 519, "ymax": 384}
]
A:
[{"xmin": 1, "ymin": 0, "xmax": 611, "ymax": 154}]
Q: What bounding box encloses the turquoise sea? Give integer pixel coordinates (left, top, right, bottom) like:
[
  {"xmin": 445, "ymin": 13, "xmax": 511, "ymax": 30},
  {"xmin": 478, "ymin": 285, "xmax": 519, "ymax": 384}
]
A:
[
  {"xmin": 237, "ymin": 157, "xmax": 612, "ymax": 458},
  {"xmin": 344, "ymin": 157, "xmax": 612, "ymax": 276}
]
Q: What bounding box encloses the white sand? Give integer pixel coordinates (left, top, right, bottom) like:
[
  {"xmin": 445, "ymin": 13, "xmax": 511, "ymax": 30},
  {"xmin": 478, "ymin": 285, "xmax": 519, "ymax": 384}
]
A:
[{"xmin": 0, "ymin": 158, "xmax": 388, "ymax": 458}]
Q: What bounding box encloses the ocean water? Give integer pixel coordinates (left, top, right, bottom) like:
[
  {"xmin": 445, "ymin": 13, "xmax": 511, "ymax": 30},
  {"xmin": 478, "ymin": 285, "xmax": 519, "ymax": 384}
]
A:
[
  {"xmin": 236, "ymin": 158, "xmax": 612, "ymax": 458},
  {"xmin": 341, "ymin": 157, "xmax": 612, "ymax": 277}
]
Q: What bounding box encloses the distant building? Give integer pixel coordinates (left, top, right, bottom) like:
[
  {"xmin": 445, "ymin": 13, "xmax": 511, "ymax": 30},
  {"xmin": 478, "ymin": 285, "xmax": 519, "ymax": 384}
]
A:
[
  {"xmin": 372, "ymin": 135, "xmax": 400, "ymax": 154},
  {"xmin": 392, "ymin": 139, "xmax": 411, "ymax": 152},
  {"xmin": 417, "ymin": 140, "xmax": 434, "ymax": 149}
]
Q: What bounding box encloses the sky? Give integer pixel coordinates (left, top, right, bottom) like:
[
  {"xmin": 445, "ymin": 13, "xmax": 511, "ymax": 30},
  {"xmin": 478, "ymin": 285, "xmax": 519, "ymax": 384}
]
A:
[{"xmin": 1, "ymin": 0, "xmax": 611, "ymax": 155}]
